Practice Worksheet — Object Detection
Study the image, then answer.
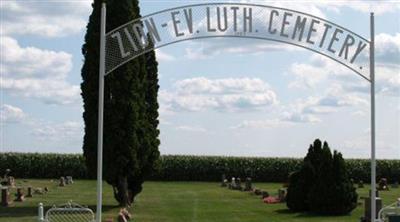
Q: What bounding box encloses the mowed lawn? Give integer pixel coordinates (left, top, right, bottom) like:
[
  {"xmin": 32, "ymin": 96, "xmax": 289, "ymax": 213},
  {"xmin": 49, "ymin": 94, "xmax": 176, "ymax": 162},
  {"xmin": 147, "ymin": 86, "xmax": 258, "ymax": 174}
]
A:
[{"xmin": 0, "ymin": 179, "xmax": 399, "ymax": 222}]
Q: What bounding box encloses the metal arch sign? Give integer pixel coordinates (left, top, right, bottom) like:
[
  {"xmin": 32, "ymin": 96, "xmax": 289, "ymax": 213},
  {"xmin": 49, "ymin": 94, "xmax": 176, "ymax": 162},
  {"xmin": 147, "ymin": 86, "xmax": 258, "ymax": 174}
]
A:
[
  {"xmin": 105, "ymin": 3, "xmax": 370, "ymax": 81},
  {"xmin": 96, "ymin": 3, "xmax": 377, "ymax": 222}
]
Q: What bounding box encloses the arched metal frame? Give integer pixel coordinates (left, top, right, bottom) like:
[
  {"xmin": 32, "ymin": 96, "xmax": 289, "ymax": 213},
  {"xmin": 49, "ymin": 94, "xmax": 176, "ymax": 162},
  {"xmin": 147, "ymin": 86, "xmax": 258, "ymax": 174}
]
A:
[{"xmin": 95, "ymin": 3, "xmax": 377, "ymax": 222}]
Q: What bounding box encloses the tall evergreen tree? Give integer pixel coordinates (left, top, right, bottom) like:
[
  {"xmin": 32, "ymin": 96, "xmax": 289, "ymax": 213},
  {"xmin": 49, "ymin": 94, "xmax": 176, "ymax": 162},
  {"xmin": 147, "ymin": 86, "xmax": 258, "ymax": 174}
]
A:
[
  {"xmin": 81, "ymin": 0, "xmax": 159, "ymax": 206},
  {"xmin": 287, "ymin": 139, "xmax": 358, "ymax": 215},
  {"xmin": 286, "ymin": 140, "xmax": 322, "ymax": 211}
]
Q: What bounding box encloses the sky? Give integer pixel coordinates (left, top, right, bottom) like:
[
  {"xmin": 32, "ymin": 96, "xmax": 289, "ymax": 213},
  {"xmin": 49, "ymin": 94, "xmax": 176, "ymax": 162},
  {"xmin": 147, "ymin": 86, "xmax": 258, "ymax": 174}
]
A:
[{"xmin": 0, "ymin": 0, "xmax": 399, "ymax": 159}]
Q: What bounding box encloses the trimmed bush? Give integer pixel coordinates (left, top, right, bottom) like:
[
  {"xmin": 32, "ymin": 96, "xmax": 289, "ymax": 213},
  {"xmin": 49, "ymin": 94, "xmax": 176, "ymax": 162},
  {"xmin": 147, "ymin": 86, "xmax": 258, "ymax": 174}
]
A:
[
  {"xmin": 287, "ymin": 140, "xmax": 358, "ymax": 215},
  {"xmin": 286, "ymin": 161, "xmax": 314, "ymax": 211}
]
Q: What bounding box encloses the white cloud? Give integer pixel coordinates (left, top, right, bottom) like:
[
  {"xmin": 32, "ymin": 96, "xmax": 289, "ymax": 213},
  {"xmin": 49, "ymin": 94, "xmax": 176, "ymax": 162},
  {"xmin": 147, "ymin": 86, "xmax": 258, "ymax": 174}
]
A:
[
  {"xmin": 375, "ymin": 33, "xmax": 400, "ymax": 65},
  {"xmin": 31, "ymin": 121, "xmax": 83, "ymax": 142},
  {"xmin": 155, "ymin": 49, "xmax": 176, "ymax": 62},
  {"xmin": 184, "ymin": 38, "xmax": 297, "ymax": 60},
  {"xmin": 0, "ymin": 104, "xmax": 26, "ymax": 124},
  {"xmin": 231, "ymin": 119, "xmax": 294, "ymax": 129},
  {"xmin": 1, "ymin": 36, "xmax": 72, "ymax": 79},
  {"xmin": 0, "ymin": 1, "xmax": 91, "ymax": 37},
  {"xmin": 295, "ymin": 85, "xmax": 368, "ymax": 113},
  {"xmin": 160, "ymin": 77, "xmax": 278, "ymax": 112},
  {"xmin": 0, "ymin": 36, "xmax": 80, "ymax": 105},
  {"xmin": 175, "ymin": 125, "xmax": 207, "ymax": 132},
  {"xmin": 242, "ymin": 0, "xmax": 399, "ymax": 15},
  {"xmin": 317, "ymin": 1, "xmax": 400, "ymax": 15},
  {"xmin": 288, "ymin": 33, "xmax": 400, "ymax": 97},
  {"xmin": 281, "ymin": 111, "xmax": 321, "ymax": 123}
]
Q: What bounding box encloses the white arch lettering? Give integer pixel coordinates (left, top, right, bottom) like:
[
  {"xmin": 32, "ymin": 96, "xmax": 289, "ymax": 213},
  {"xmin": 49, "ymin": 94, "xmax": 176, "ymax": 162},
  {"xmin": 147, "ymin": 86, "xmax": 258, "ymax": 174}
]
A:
[{"xmin": 105, "ymin": 3, "xmax": 370, "ymax": 80}]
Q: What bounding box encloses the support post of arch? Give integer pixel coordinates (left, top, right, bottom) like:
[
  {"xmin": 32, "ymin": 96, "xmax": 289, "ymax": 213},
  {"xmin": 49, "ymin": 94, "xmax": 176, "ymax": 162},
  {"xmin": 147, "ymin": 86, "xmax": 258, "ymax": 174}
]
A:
[
  {"xmin": 96, "ymin": 2, "xmax": 107, "ymax": 222},
  {"xmin": 369, "ymin": 12, "xmax": 377, "ymax": 222}
]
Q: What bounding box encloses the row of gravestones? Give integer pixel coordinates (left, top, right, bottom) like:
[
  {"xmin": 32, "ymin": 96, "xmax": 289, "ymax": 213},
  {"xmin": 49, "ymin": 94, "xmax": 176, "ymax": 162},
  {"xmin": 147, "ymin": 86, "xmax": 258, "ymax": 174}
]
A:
[
  {"xmin": 220, "ymin": 174, "xmax": 286, "ymax": 204},
  {"xmin": 1, "ymin": 186, "xmax": 49, "ymax": 207},
  {"xmin": 59, "ymin": 176, "xmax": 74, "ymax": 187},
  {"xmin": 0, "ymin": 175, "xmax": 74, "ymax": 207},
  {"xmin": 356, "ymin": 178, "xmax": 399, "ymax": 190}
]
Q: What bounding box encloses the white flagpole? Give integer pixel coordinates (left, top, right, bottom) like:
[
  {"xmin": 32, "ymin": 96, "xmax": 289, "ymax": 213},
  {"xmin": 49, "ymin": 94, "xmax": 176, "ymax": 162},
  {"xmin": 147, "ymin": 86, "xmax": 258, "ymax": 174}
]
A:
[
  {"xmin": 96, "ymin": 2, "xmax": 106, "ymax": 222},
  {"xmin": 370, "ymin": 12, "xmax": 376, "ymax": 222}
]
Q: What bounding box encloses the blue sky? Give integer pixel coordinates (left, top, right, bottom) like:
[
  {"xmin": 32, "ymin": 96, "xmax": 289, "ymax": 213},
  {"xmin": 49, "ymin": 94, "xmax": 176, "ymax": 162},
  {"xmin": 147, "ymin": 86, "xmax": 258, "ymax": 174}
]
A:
[{"xmin": 1, "ymin": 0, "xmax": 399, "ymax": 159}]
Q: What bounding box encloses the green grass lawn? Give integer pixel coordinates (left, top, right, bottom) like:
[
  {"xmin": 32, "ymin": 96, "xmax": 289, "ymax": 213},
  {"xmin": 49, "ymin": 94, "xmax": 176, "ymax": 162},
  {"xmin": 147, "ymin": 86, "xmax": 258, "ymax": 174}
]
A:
[{"xmin": 0, "ymin": 179, "xmax": 399, "ymax": 222}]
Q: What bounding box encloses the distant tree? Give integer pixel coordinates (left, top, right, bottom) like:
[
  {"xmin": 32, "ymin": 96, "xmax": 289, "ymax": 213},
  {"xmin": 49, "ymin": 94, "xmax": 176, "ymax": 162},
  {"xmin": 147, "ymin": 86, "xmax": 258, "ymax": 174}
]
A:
[{"xmin": 81, "ymin": 0, "xmax": 159, "ymax": 207}]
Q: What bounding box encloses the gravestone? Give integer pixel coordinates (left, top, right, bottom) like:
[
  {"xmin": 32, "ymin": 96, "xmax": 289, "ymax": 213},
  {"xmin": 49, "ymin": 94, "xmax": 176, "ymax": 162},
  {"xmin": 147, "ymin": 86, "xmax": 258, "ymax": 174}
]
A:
[
  {"xmin": 278, "ymin": 188, "xmax": 286, "ymax": 202},
  {"xmin": 15, "ymin": 188, "xmax": 25, "ymax": 202},
  {"xmin": 229, "ymin": 177, "xmax": 236, "ymax": 189},
  {"xmin": 244, "ymin": 177, "xmax": 253, "ymax": 191},
  {"xmin": 392, "ymin": 181, "xmax": 399, "ymax": 189},
  {"xmin": 34, "ymin": 188, "xmax": 44, "ymax": 195},
  {"xmin": 1, "ymin": 188, "xmax": 11, "ymax": 206},
  {"xmin": 7, "ymin": 176, "xmax": 15, "ymax": 187},
  {"xmin": 44, "ymin": 187, "xmax": 49, "ymax": 192},
  {"xmin": 236, "ymin": 178, "xmax": 242, "ymax": 190},
  {"xmin": 358, "ymin": 180, "xmax": 364, "ymax": 188},
  {"xmin": 220, "ymin": 174, "xmax": 227, "ymax": 187},
  {"xmin": 261, "ymin": 191, "xmax": 269, "ymax": 199},
  {"xmin": 59, "ymin": 177, "xmax": 66, "ymax": 187},
  {"xmin": 66, "ymin": 176, "xmax": 73, "ymax": 185},
  {"xmin": 26, "ymin": 186, "xmax": 33, "ymax": 197},
  {"xmin": 378, "ymin": 178, "xmax": 389, "ymax": 191}
]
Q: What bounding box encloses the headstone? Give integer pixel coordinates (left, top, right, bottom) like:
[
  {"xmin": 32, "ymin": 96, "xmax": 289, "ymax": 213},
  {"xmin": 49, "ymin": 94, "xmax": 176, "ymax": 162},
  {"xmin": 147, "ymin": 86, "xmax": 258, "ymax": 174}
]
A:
[
  {"xmin": 244, "ymin": 177, "xmax": 253, "ymax": 191},
  {"xmin": 66, "ymin": 176, "xmax": 73, "ymax": 185},
  {"xmin": 6, "ymin": 176, "xmax": 15, "ymax": 187},
  {"xmin": 4, "ymin": 169, "xmax": 11, "ymax": 177},
  {"xmin": 229, "ymin": 177, "xmax": 236, "ymax": 189},
  {"xmin": 236, "ymin": 178, "xmax": 242, "ymax": 190},
  {"xmin": 1, "ymin": 188, "xmax": 11, "ymax": 206},
  {"xmin": 34, "ymin": 188, "xmax": 44, "ymax": 195},
  {"xmin": 378, "ymin": 178, "xmax": 389, "ymax": 191},
  {"xmin": 220, "ymin": 174, "xmax": 227, "ymax": 187},
  {"xmin": 261, "ymin": 191, "xmax": 269, "ymax": 199},
  {"xmin": 59, "ymin": 177, "xmax": 65, "ymax": 187},
  {"xmin": 15, "ymin": 187, "xmax": 25, "ymax": 202},
  {"xmin": 358, "ymin": 180, "xmax": 364, "ymax": 188},
  {"xmin": 278, "ymin": 188, "xmax": 286, "ymax": 202},
  {"xmin": 392, "ymin": 181, "xmax": 399, "ymax": 189},
  {"xmin": 44, "ymin": 187, "xmax": 49, "ymax": 192},
  {"xmin": 26, "ymin": 186, "xmax": 33, "ymax": 197}
]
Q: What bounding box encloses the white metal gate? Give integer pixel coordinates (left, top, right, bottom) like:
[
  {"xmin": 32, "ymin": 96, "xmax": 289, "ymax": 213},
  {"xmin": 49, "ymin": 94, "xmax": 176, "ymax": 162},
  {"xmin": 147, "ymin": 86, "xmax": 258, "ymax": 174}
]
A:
[{"xmin": 38, "ymin": 202, "xmax": 95, "ymax": 222}]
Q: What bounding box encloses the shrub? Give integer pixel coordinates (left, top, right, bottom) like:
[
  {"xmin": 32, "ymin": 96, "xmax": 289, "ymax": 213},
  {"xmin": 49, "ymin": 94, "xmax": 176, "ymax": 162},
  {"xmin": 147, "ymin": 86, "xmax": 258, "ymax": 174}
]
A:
[
  {"xmin": 286, "ymin": 161, "xmax": 314, "ymax": 211},
  {"xmin": 288, "ymin": 140, "xmax": 358, "ymax": 215}
]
